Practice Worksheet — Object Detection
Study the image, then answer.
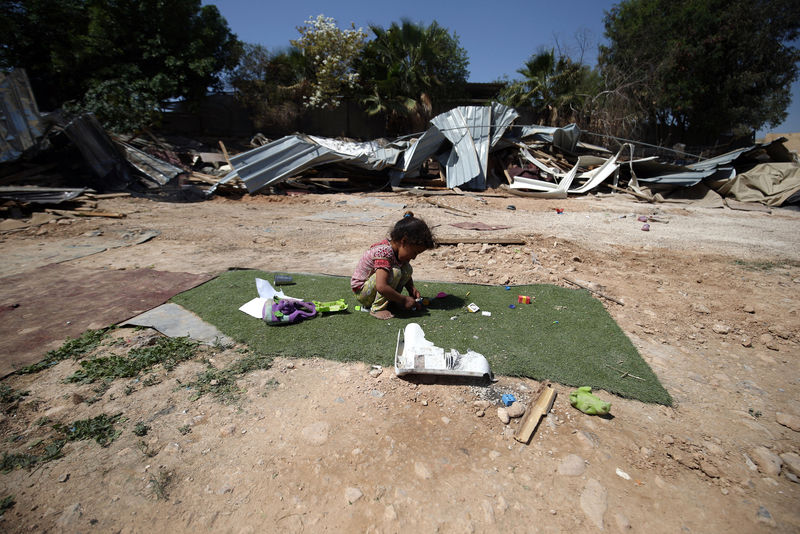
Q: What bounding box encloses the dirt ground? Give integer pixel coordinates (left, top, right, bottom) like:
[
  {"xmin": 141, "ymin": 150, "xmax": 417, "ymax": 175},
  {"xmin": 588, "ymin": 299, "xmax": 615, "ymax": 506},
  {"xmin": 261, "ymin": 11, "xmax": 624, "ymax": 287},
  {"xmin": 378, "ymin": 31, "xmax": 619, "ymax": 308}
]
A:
[{"xmin": 1, "ymin": 189, "xmax": 799, "ymax": 533}]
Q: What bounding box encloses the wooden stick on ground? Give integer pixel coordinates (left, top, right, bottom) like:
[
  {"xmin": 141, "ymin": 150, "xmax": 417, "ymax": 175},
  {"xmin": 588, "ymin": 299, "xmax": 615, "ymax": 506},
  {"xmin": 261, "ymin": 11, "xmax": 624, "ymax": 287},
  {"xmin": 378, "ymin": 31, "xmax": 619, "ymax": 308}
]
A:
[
  {"xmin": 218, "ymin": 141, "xmax": 234, "ymax": 168},
  {"xmin": 514, "ymin": 386, "xmax": 557, "ymax": 444},
  {"xmin": 424, "ymin": 197, "xmax": 475, "ymax": 215},
  {"xmin": 604, "ymin": 364, "xmax": 645, "ymax": 381},
  {"xmin": 563, "ymin": 277, "xmax": 625, "ymax": 306}
]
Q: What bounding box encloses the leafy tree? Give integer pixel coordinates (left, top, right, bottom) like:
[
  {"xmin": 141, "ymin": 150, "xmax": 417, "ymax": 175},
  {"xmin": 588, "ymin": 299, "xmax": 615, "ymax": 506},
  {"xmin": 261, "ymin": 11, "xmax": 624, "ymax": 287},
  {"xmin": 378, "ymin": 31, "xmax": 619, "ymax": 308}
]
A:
[
  {"xmin": 229, "ymin": 44, "xmax": 311, "ymax": 129},
  {"xmin": 600, "ymin": 0, "xmax": 800, "ymax": 141},
  {"xmin": 290, "ymin": 14, "xmax": 367, "ymax": 109},
  {"xmin": 357, "ymin": 19, "xmax": 469, "ymax": 131},
  {"xmin": 497, "ymin": 48, "xmax": 600, "ymax": 125},
  {"xmin": 0, "ymin": 0, "xmax": 241, "ymax": 132}
]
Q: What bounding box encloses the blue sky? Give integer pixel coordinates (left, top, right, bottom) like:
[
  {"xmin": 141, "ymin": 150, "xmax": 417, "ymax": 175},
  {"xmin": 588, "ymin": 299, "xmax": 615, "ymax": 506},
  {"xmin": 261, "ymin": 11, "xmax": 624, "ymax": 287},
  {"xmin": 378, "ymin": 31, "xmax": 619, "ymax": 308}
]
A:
[{"xmin": 206, "ymin": 0, "xmax": 799, "ymax": 137}]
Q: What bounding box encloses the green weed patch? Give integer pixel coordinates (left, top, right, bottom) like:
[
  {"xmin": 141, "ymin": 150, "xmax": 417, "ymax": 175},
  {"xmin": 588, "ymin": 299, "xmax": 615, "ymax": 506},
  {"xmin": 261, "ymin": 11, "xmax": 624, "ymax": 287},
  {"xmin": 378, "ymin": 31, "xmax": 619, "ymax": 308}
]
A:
[
  {"xmin": 66, "ymin": 337, "xmax": 199, "ymax": 384},
  {"xmin": 17, "ymin": 328, "xmax": 111, "ymax": 375},
  {"xmin": 53, "ymin": 413, "xmax": 124, "ymax": 447}
]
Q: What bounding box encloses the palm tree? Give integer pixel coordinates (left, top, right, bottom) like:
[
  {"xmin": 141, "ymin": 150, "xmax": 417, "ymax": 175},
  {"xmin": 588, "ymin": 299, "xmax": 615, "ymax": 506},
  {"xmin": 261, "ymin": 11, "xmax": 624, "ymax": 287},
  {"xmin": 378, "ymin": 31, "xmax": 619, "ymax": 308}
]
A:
[
  {"xmin": 357, "ymin": 19, "xmax": 469, "ymax": 132},
  {"xmin": 499, "ymin": 49, "xmax": 599, "ymax": 125}
]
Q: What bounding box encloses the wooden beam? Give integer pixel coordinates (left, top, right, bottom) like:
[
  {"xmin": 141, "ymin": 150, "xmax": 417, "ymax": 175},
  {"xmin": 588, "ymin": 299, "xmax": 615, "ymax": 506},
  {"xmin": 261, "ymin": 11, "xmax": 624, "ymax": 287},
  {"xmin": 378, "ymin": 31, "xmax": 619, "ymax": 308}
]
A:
[
  {"xmin": 514, "ymin": 386, "xmax": 556, "ymax": 444},
  {"xmin": 436, "ymin": 236, "xmax": 526, "ymax": 245},
  {"xmin": 563, "ymin": 277, "xmax": 625, "ymax": 306}
]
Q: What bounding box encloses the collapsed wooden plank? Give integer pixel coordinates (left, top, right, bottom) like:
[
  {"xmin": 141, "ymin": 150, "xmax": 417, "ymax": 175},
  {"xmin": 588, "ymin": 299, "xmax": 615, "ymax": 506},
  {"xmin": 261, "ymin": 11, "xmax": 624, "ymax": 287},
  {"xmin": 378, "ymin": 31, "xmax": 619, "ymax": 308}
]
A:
[
  {"xmin": 436, "ymin": 236, "xmax": 526, "ymax": 245},
  {"xmin": 514, "ymin": 386, "xmax": 556, "ymax": 444}
]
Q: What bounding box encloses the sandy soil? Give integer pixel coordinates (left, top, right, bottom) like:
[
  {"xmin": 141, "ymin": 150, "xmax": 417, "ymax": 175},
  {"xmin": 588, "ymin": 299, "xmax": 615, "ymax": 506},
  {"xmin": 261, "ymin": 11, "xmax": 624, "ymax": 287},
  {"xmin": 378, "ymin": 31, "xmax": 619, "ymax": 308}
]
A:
[{"xmin": 1, "ymin": 189, "xmax": 799, "ymax": 533}]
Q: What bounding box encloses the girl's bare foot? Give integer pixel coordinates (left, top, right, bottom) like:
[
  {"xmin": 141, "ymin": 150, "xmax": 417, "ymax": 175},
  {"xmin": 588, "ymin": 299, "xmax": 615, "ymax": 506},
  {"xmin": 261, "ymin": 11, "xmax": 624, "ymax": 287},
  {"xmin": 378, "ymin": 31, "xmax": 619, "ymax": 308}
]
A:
[{"xmin": 370, "ymin": 309, "xmax": 394, "ymax": 320}]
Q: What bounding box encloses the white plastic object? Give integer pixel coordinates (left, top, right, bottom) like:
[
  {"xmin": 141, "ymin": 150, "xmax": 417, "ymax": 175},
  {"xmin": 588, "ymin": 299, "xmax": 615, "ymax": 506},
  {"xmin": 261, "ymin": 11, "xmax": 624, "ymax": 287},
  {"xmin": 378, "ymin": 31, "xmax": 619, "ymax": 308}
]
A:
[{"xmin": 394, "ymin": 323, "xmax": 493, "ymax": 380}]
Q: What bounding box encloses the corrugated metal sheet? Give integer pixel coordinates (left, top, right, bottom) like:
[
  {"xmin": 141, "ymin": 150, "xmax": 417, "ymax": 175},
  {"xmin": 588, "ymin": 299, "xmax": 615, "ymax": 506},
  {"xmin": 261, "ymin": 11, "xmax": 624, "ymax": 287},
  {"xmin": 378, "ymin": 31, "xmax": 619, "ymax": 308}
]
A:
[
  {"xmin": 62, "ymin": 114, "xmax": 132, "ymax": 189},
  {"xmin": 227, "ymin": 135, "xmax": 342, "ymax": 193},
  {"xmin": 431, "ymin": 107, "xmax": 487, "ymax": 189},
  {"xmin": 0, "ymin": 69, "xmax": 44, "ymax": 163},
  {"xmin": 118, "ymin": 141, "xmax": 185, "ymax": 187},
  {"xmin": 308, "ymin": 135, "xmax": 406, "ymax": 170},
  {"xmin": 490, "ymin": 103, "xmax": 519, "ymax": 148},
  {"xmin": 0, "ymin": 186, "xmax": 86, "ymax": 204},
  {"xmin": 400, "ymin": 126, "xmax": 447, "ymax": 172}
]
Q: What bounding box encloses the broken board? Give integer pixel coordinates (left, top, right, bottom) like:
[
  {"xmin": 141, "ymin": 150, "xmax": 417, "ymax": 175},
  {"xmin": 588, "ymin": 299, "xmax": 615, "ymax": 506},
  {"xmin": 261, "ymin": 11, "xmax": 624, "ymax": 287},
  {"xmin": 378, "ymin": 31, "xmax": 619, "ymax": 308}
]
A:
[{"xmin": 514, "ymin": 386, "xmax": 556, "ymax": 444}]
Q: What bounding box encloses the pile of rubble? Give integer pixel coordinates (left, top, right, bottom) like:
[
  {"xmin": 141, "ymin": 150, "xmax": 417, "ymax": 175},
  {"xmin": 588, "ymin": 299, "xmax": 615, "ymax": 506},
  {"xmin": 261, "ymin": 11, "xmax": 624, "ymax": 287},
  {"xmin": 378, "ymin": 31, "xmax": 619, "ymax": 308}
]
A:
[{"xmin": 2, "ymin": 69, "xmax": 799, "ymax": 215}]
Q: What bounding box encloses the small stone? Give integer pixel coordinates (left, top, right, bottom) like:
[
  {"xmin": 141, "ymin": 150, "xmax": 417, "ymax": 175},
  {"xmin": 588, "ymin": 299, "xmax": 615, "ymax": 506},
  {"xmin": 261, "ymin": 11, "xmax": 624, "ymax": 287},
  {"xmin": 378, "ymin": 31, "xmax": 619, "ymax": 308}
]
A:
[
  {"xmin": 285, "ymin": 362, "xmax": 295, "ymax": 369},
  {"xmin": 300, "ymin": 422, "xmax": 330, "ymax": 446},
  {"xmin": 473, "ymin": 400, "xmax": 492, "ymax": 410},
  {"xmin": 712, "ymin": 324, "xmax": 731, "ymax": 335},
  {"xmin": 56, "ymin": 503, "xmax": 82, "ymax": 529},
  {"xmin": 384, "ymin": 504, "xmax": 397, "ymax": 521},
  {"xmin": 219, "ymin": 424, "xmax": 237, "ymax": 437},
  {"xmin": 506, "ymin": 403, "xmax": 526, "ymax": 418},
  {"xmin": 217, "ymin": 485, "xmax": 233, "ymax": 495},
  {"xmin": 496, "ymin": 495, "xmax": 509, "ymax": 513},
  {"xmin": 497, "ymin": 407, "xmax": 510, "ymax": 424},
  {"xmin": 768, "ymin": 325, "xmax": 791, "ymax": 339},
  {"xmin": 776, "ymin": 412, "xmax": 800, "ymax": 432},
  {"xmin": 780, "ymin": 452, "xmax": 800, "ymax": 478},
  {"xmin": 700, "ymin": 461, "xmax": 721, "ymax": 478},
  {"xmin": 414, "ymin": 462, "xmax": 432, "ymax": 479},
  {"xmin": 751, "ymin": 446, "xmax": 783, "ymax": 476},
  {"xmin": 71, "ymin": 393, "xmax": 83, "ymax": 405},
  {"xmin": 369, "ymin": 368, "xmax": 383, "ymax": 378},
  {"xmin": 741, "ymin": 336, "xmax": 752, "ymax": 347},
  {"xmin": 614, "ymin": 512, "xmax": 632, "ymax": 530},
  {"xmin": 743, "ymin": 304, "xmax": 756, "ymax": 314},
  {"xmin": 663, "ymin": 434, "xmax": 675, "ymax": 445},
  {"xmin": 58, "ymin": 473, "xmax": 70, "ymax": 483},
  {"xmin": 692, "ymin": 303, "xmax": 711, "ymax": 314},
  {"xmin": 489, "ymin": 450, "xmax": 501, "ymax": 460},
  {"xmin": 475, "ymin": 410, "xmax": 485, "ymax": 418},
  {"xmin": 580, "ymin": 479, "xmax": 607, "ymax": 529},
  {"xmin": 557, "ymin": 454, "xmax": 586, "ymax": 476},
  {"xmin": 441, "ymin": 416, "xmax": 450, "ymax": 425},
  {"xmin": 756, "ymin": 506, "xmax": 777, "ymax": 527},
  {"xmin": 481, "ymin": 499, "xmax": 496, "ymax": 523},
  {"xmin": 616, "ymin": 467, "xmax": 631, "ymax": 480},
  {"xmin": 344, "ymin": 487, "xmax": 363, "ymax": 504}
]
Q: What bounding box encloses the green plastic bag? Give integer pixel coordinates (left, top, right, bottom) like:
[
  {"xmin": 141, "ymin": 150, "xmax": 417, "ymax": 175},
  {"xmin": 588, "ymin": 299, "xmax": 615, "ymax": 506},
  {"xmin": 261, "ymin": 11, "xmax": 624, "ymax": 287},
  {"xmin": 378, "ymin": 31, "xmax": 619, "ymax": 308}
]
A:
[{"xmin": 569, "ymin": 386, "xmax": 611, "ymax": 415}]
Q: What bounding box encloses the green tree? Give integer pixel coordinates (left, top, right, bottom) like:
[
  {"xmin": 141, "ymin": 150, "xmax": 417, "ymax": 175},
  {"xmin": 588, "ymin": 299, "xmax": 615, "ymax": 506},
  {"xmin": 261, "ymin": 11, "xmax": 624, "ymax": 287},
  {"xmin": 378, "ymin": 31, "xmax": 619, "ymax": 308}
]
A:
[
  {"xmin": 498, "ymin": 49, "xmax": 600, "ymax": 125},
  {"xmin": 600, "ymin": 0, "xmax": 800, "ymax": 141},
  {"xmin": 357, "ymin": 19, "xmax": 469, "ymax": 131},
  {"xmin": 229, "ymin": 44, "xmax": 311, "ymax": 129},
  {"xmin": 0, "ymin": 0, "xmax": 241, "ymax": 132},
  {"xmin": 290, "ymin": 14, "xmax": 367, "ymax": 109},
  {"xmin": 498, "ymin": 48, "xmax": 600, "ymax": 125}
]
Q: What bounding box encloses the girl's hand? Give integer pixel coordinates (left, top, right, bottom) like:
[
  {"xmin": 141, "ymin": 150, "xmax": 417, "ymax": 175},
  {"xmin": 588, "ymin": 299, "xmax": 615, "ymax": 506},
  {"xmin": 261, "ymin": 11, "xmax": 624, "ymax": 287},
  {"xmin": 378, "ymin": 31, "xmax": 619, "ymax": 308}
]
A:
[
  {"xmin": 410, "ymin": 287, "xmax": 421, "ymax": 300},
  {"xmin": 402, "ymin": 296, "xmax": 417, "ymax": 310}
]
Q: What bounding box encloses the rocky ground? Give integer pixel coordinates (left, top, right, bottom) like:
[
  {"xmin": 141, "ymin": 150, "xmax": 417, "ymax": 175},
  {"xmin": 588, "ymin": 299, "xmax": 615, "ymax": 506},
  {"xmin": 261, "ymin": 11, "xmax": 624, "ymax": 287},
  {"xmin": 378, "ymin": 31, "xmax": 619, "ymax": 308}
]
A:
[{"xmin": 0, "ymin": 189, "xmax": 799, "ymax": 533}]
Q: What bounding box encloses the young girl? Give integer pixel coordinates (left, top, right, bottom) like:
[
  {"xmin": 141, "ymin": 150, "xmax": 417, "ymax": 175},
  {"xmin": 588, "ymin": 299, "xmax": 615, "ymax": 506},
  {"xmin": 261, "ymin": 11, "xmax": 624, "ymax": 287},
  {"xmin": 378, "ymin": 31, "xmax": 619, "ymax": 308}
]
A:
[{"xmin": 351, "ymin": 211, "xmax": 435, "ymax": 319}]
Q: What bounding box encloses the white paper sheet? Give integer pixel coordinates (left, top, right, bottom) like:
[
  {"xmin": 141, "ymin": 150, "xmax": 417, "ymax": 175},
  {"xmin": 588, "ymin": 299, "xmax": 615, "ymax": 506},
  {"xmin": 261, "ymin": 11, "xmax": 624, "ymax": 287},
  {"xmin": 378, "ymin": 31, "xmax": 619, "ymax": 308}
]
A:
[{"xmin": 238, "ymin": 278, "xmax": 299, "ymax": 319}]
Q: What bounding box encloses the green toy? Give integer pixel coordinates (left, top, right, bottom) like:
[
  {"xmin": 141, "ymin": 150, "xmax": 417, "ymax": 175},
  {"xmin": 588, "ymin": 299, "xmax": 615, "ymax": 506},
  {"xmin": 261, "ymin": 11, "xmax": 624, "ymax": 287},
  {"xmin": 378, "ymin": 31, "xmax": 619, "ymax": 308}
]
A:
[
  {"xmin": 312, "ymin": 299, "xmax": 348, "ymax": 313},
  {"xmin": 569, "ymin": 386, "xmax": 611, "ymax": 415}
]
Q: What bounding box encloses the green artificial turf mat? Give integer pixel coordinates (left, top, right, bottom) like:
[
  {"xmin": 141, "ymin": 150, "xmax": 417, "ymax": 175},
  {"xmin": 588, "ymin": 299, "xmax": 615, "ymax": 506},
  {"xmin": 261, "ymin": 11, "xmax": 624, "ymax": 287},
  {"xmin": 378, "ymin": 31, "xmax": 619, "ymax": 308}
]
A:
[{"xmin": 171, "ymin": 270, "xmax": 671, "ymax": 405}]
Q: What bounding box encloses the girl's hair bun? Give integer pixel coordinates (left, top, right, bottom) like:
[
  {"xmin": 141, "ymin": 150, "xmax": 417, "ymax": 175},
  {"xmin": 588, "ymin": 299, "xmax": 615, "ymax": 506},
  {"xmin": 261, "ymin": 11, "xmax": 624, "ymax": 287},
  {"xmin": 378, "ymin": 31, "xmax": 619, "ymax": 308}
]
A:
[{"xmin": 403, "ymin": 211, "xmax": 414, "ymax": 218}]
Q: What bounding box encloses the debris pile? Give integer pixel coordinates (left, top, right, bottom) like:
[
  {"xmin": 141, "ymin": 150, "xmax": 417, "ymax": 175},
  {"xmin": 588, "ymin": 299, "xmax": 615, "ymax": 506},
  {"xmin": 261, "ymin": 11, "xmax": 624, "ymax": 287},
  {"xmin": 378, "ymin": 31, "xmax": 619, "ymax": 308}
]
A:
[{"xmin": 1, "ymin": 66, "xmax": 798, "ymax": 211}]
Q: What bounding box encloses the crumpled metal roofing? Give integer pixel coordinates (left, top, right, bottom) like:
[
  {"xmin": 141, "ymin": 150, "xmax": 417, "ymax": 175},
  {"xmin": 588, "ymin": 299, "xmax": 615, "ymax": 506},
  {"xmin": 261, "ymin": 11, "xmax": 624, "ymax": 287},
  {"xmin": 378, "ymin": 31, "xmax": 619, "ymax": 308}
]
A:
[
  {"xmin": 430, "ymin": 103, "xmax": 518, "ymax": 189},
  {"xmin": 0, "ymin": 69, "xmax": 45, "ymax": 163}
]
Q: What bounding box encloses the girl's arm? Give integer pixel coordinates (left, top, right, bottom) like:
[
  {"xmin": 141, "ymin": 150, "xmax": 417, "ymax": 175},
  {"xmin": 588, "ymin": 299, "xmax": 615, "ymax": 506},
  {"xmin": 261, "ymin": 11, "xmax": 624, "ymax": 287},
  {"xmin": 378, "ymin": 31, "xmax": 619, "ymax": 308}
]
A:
[
  {"xmin": 404, "ymin": 278, "xmax": 420, "ymax": 300},
  {"xmin": 375, "ymin": 269, "xmax": 415, "ymax": 309}
]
